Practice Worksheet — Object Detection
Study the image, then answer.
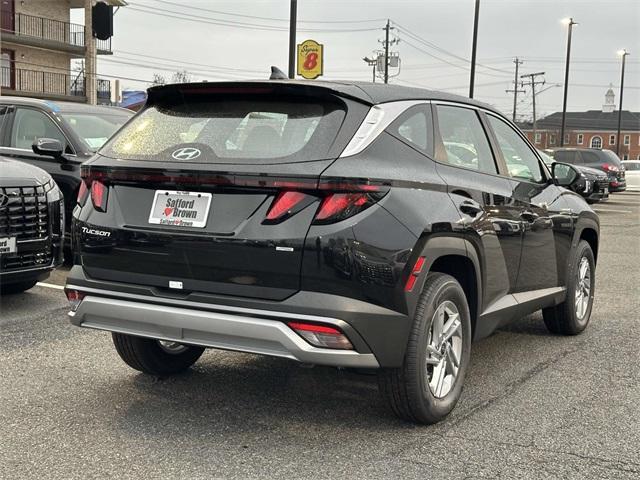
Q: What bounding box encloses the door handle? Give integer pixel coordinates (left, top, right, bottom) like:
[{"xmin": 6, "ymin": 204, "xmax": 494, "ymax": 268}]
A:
[
  {"xmin": 520, "ymin": 210, "xmax": 539, "ymax": 222},
  {"xmin": 459, "ymin": 200, "xmax": 483, "ymax": 216}
]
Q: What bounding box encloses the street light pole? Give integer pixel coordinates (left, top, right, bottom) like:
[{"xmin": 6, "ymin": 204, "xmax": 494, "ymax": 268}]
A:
[
  {"xmin": 363, "ymin": 56, "xmax": 377, "ymax": 83},
  {"xmin": 616, "ymin": 49, "xmax": 629, "ymax": 156},
  {"xmin": 288, "ymin": 0, "xmax": 297, "ymax": 79},
  {"xmin": 560, "ymin": 17, "xmax": 577, "ymax": 147},
  {"xmin": 469, "ymin": 0, "xmax": 480, "ymax": 98}
]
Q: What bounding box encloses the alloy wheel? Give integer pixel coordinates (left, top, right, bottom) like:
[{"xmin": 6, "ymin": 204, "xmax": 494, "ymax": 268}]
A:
[
  {"xmin": 426, "ymin": 300, "xmax": 463, "ymax": 398},
  {"xmin": 575, "ymin": 256, "xmax": 591, "ymax": 320},
  {"xmin": 157, "ymin": 340, "xmax": 189, "ymax": 355}
]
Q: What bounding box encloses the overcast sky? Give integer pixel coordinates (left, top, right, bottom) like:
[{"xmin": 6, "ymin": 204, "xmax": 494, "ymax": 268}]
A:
[{"xmin": 73, "ymin": 0, "xmax": 639, "ymax": 121}]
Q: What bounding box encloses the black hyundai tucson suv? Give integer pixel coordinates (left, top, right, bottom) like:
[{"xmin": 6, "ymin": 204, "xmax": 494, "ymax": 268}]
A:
[{"xmin": 65, "ymin": 81, "xmax": 599, "ymax": 424}]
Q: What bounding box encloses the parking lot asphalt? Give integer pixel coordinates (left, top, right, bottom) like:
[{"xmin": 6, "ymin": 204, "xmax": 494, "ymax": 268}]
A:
[{"xmin": 1, "ymin": 193, "xmax": 639, "ymax": 480}]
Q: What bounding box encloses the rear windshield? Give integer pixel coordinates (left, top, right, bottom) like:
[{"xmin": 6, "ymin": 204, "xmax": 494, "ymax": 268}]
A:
[
  {"xmin": 601, "ymin": 149, "xmax": 624, "ymax": 166},
  {"xmin": 101, "ymin": 95, "xmax": 346, "ymax": 164}
]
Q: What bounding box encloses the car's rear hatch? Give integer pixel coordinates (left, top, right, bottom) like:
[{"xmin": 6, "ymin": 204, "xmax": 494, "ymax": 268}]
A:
[{"xmin": 76, "ymin": 82, "xmax": 371, "ymax": 300}]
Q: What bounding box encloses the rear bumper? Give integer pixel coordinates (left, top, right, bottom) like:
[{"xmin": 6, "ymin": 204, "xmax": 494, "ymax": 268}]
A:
[
  {"xmin": 65, "ymin": 266, "xmax": 412, "ymax": 368},
  {"xmin": 69, "ymin": 295, "xmax": 379, "ymax": 368}
]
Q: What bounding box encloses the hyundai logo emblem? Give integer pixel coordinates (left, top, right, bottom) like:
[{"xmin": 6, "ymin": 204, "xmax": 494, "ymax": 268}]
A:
[
  {"xmin": 0, "ymin": 194, "xmax": 8, "ymax": 208},
  {"xmin": 171, "ymin": 147, "xmax": 202, "ymax": 161}
]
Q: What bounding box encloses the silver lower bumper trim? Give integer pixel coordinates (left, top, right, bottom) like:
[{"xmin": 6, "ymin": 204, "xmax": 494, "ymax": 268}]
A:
[{"xmin": 70, "ymin": 296, "xmax": 379, "ymax": 368}]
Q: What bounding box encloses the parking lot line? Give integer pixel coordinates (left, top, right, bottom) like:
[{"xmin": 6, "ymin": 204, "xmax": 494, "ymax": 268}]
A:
[
  {"xmin": 594, "ymin": 209, "xmax": 633, "ymax": 214},
  {"xmin": 36, "ymin": 282, "xmax": 65, "ymax": 290}
]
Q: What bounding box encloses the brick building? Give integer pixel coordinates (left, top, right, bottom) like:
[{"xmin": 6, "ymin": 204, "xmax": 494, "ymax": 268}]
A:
[
  {"xmin": 520, "ymin": 88, "xmax": 640, "ymax": 160},
  {"xmin": 1, "ymin": 0, "xmax": 126, "ymax": 104}
]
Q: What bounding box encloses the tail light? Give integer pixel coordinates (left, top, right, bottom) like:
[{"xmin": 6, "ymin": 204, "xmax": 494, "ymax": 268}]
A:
[
  {"xmin": 81, "ymin": 166, "xmax": 387, "ymax": 223},
  {"xmin": 264, "ymin": 191, "xmax": 312, "ymax": 224},
  {"xmin": 287, "ymin": 321, "xmax": 353, "ymax": 350},
  {"xmin": 602, "ymin": 163, "xmax": 619, "ymax": 173},
  {"xmin": 81, "ymin": 169, "xmax": 109, "ymax": 212},
  {"xmin": 77, "ymin": 180, "xmax": 89, "ymax": 206},
  {"xmin": 263, "ymin": 183, "xmax": 387, "ymax": 225},
  {"xmin": 405, "ymin": 256, "xmax": 426, "ymax": 292},
  {"xmin": 313, "ymin": 193, "xmax": 372, "ymax": 224},
  {"xmin": 90, "ymin": 180, "xmax": 108, "ymax": 212},
  {"xmin": 65, "ymin": 289, "xmax": 86, "ymax": 312}
]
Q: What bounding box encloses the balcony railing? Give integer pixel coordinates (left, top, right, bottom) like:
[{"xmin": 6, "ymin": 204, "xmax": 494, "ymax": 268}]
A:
[
  {"xmin": 1, "ymin": 12, "xmax": 111, "ymax": 53},
  {"xmin": 1, "ymin": 66, "xmax": 111, "ymax": 101}
]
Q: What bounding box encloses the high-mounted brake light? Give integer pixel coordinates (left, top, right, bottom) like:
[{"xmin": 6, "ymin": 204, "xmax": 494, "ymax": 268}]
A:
[
  {"xmin": 90, "ymin": 180, "xmax": 108, "ymax": 212},
  {"xmin": 264, "ymin": 191, "xmax": 310, "ymax": 223},
  {"xmin": 65, "ymin": 289, "xmax": 86, "ymax": 312},
  {"xmin": 405, "ymin": 256, "xmax": 426, "ymax": 292},
  {"xmin": 288, "ymin": 321, "xmax": 353, "ymax": 350}
]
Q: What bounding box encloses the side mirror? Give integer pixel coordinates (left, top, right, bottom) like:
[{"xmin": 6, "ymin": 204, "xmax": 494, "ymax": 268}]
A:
[
  {"xmin": 552, "ymin": 162, "xmax": 586, "ymax": 192},
  {"xmin": 32, "ymin": 138, "xmax": 64, "ymax": 159}
]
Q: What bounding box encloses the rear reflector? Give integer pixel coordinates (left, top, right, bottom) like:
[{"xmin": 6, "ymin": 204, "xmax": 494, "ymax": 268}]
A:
[
  {"xmin": 288, "ymin": 321, "xmax": 354, "ymax": 350},
  {"xmin": 65, "ymin": 289, "xmax": 86, "ymax": 311},
  {"xmin": 405, "ymin": 256, "xmax": 426, "ymax": 292}
]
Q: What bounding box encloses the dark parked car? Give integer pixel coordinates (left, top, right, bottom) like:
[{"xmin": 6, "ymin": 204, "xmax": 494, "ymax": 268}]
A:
[
  {"xmin": 538, "ymin": 150, "xmax": 608, "ymax": 203},
  {"xmin": 0, "ymin": 97, "xmax": 133, "ymax": 247},
  {"xmin": 0, "ymin": 157, "xmax": 64, "ymax": 294},
  {"xmin": 64, "ymin": 81, "xmax": 598, "ymax": 424},
  {"xmin": 549, "ymin": 147, "xmax": 626, "ymax": 192}
]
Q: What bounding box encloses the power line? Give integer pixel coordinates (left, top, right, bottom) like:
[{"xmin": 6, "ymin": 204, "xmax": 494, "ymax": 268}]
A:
[
  {"xmin": 135, "ymin": 0, "xmax": 385, "ymax": 24},
  {"xmin": 126, "ymin": 5, "xmax": 379, "ymax": 33},
  {"xmin": 401, "ymin": 39, "xmax": 511, "ymax": 79},
  {"xmin": 392, "ymin": 21, "xmax": 513, "ymax": 75},
  {"xmin": 115, "ymin": 50, "xmax": 265, "ymax": 74}
]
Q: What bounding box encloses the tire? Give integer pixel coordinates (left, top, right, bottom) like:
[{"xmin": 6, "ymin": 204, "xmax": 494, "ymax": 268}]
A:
[
  {"xmin": 543, "ymin": 240, "xmax": 595, "ymax": 335},
  {"xmin": 112, "ymin": 333, "xmax": 205, "ymax": 375},
  {"xmin": 378, "ymin": 273, "xmax": 472, "ymax": 424},
  {"xmin": 0, "ymin": 280, "xmax": 37, "ymax": 295}
]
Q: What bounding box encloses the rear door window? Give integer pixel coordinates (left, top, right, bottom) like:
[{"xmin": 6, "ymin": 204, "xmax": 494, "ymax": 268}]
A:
[
  {"xmin": 103, "ymin": 96, "xmax": 346, "ymax": 164},
  {"xmin": 580, "ymin": 151, "xmax": 602, "ymax": 166},
  {"xmin": 436, "ymin": 105, "xmax": 497, "ymax": 174},
  {"xmin": 554, "ymin": 150, "xmax": 582, "ymax": 164}
]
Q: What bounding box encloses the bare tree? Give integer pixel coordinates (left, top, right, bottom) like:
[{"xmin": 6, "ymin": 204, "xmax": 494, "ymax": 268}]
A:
[
  {"xmin": 171, "ymin": 70, "xmax": 191, "ymax": 84},
  {"xmin": 151, "ymin": 73, "xmax": 167, "ymax": 86}
]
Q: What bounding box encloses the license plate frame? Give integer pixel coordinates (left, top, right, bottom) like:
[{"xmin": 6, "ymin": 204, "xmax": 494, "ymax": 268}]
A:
[
  {"xmin": 148, "ymin": 190, "xmax": 212, "ymax": 228},
  {"xmin": 0, "ymin": 236, "xmax": 17, "ymax": 255}
]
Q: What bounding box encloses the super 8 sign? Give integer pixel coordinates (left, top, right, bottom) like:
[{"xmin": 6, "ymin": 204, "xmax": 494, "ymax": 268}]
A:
[{"xmin": 297, "ymin": 39, "xmax": 323, "ymax": 79}]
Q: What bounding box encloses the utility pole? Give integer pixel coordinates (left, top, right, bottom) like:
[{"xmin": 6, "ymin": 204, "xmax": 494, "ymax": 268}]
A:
[
  {"xmin": 616, "ymin": 49, "xmax": 629, "ymax": 156},
  {"xmin": 384, "ymin": 19, "xmax": 390, "ymax": 84},
  {"xmin": 288, "ymin": 0, "xmax": 297, "ymax": 79},
  {"xmin": 506, "ymin": 58, "xmax": 525, "ymax": 122},
  {"xmin": 520, "ymin": 72, "xmax": 546, "ymax": 139},
  {"xmin": 560, "ymin": 17, "xmax": 577, "ymax": 146},
  {"xmin": 469, "ymin": 0, "xmax": 480, "ymax": 98}
]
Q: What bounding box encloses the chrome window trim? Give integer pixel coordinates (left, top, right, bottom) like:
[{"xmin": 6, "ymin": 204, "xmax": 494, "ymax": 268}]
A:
[{"xmin": 339, "ymin": 100, "xmax": 428, "ymax": 158}]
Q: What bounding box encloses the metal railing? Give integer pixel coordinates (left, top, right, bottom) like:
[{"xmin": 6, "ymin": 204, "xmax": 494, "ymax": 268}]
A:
[
  {"xmin": 1, "ymin": 12, "xmax": 111, "ymax": 52},
  {"xmin": 1, "ymin": 66, "xmax": 111, "ymax": 100}
]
